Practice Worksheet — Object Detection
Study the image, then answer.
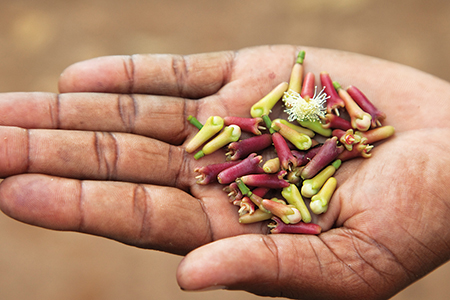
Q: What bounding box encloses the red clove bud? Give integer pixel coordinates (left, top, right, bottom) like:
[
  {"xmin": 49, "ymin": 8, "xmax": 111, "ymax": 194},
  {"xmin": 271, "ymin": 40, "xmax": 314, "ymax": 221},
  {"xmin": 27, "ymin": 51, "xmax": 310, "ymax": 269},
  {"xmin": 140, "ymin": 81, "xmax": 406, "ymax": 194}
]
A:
[
  {"xmin": 226, "ymin": 133, "xmax": 273, "ymax": 161},
  {"xmin": 300, "ymin": 72, "xmax": 316, "ymax": 99},
  {"xmin": 224, "ymin": 116, "xmax": 265, "ymax": 135},
  {"xmin": 272, "ymin": 132, "xmax": 298, "ymax": 170},
  {"xmin": 195, "ymin": 160, "xmax": 241, "ymax": 185},
  {"xmin": 320, "ymin": 72, "xmax": 345, "ymax": 115},
  {"xmin": 268, "ymin": 217, "xmax": 322, "ymax": 234},
  {"xmin": 301, "ymin": 137, "xmax": 344, "ymax": 179},
  {"xmin": 321, "ymin": 113, "xmax": 352, "ymax": 131},
  {"xmin": 217, "ymin": 153, "xmax": 264, "ymax": 184},
  {"xmin": 338, "ymin": 142, "xmax": 373, "ymax": 161},
  {"xmin": 240, "ymin": 171, "xmax": 290, "ymax": 189}
]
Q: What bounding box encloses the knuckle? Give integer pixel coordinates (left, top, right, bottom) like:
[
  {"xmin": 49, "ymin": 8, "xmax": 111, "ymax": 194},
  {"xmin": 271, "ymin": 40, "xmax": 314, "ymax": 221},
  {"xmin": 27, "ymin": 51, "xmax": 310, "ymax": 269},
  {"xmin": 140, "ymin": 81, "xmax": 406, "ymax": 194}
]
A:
[{"xmin": 93, "ymin": 132, "xmax": 119, "ymax": 180}]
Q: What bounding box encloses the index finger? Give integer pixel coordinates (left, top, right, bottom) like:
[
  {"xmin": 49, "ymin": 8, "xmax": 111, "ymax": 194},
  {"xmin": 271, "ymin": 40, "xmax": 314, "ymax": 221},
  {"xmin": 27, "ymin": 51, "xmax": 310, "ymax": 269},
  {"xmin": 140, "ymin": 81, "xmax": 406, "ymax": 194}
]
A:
[{"xmin": 58, "ymin": 52, "xmax": 236, "ymax": 98}]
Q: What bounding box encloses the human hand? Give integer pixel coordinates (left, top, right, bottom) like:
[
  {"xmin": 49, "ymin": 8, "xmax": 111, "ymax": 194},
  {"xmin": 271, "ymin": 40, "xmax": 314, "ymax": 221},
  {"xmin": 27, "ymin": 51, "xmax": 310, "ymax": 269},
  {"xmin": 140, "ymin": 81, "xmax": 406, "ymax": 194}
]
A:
[{"xmin": 1, "ymin": 45, "xmax": 450, "ymax": 299}]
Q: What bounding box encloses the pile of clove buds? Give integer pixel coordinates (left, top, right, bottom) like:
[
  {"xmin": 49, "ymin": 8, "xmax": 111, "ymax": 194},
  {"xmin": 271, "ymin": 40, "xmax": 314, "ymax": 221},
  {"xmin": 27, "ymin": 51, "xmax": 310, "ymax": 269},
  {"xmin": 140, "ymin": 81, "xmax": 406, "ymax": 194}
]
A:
[{"xmin": 185, "ymin": 51, "xmax": 395, "ymax": 234}]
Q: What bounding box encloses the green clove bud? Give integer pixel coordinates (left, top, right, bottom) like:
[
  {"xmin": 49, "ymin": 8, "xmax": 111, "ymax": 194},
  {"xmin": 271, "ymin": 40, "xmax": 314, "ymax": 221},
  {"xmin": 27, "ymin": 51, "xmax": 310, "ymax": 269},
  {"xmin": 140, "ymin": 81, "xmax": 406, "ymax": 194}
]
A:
[
  {"xmin": 185, "ymin": 116, "xmax": 224, "ymax": 153},
  {"xmin": 272, "ymin": 118, "xmax": 315, "ymax": 137},
  {"xmin": 281, "ymin": 184, "xmax": 311, "ymax": 223},
  {"xmin": 301, "ymin": 159, "xmax": 341, "ymax": 198},
  {"xmin": 285, "ymin": 51, "xmax": 306, "ymax": 94},
  {"xmin": 251, "ymin": 82, "xmax": 289, "ymax": 118},
  {"xmin": 194, "ymin": 125, "xmax": 241, "ymax": 159},
  {"xmin": 187, "ymin": 115, "xmax": 203, "ymax": 130},
  {"xmin": 298, "ymin": 119, "xmax": 332, "ymax": 137},
  {"xmin": 272, "ymin": 119, "xmax": 312, "ymax": 150},
  {"xmin": 239, "ymin": 209, "xmax": 273, "ymax": 224},
  {"xmin": 263, "ymin": 157, "xmax": 281, "ymax": 173},
  {"xmin": 310, "ymin": 177, "xmax": 337, "ymax": 214}
]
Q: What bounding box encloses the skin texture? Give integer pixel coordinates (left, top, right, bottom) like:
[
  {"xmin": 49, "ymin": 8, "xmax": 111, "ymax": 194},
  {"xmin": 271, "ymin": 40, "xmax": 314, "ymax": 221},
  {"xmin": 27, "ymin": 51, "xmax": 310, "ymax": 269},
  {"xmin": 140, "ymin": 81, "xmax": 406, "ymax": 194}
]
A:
[{"xmin": 1, "ymin": 45, "xmax": 450, "ymax": 299}]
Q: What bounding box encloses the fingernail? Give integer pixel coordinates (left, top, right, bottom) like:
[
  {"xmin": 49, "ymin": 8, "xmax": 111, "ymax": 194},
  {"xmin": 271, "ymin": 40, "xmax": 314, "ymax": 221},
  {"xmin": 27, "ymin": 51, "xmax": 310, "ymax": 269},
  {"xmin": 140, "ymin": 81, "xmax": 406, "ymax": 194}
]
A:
[{"xmin": 183, "ymin": 285, "xmax": 227, "ymax": 292}]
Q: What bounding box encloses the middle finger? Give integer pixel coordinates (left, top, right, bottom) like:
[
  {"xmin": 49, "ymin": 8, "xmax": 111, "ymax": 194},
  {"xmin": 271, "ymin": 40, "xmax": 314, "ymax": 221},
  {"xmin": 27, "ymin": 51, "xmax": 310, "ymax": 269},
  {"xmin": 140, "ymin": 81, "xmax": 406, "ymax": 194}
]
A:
[{"xmin": 0, "ymin": 126, "xmax": 190, "ymax": 189}]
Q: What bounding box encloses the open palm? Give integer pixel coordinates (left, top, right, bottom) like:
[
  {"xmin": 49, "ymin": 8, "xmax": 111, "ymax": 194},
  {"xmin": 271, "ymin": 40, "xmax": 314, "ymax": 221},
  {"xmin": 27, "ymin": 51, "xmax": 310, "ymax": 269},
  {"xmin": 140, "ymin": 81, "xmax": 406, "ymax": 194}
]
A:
[{"xmin": 1, "ymin": 45, "xmax": 450, "ymax": 299}]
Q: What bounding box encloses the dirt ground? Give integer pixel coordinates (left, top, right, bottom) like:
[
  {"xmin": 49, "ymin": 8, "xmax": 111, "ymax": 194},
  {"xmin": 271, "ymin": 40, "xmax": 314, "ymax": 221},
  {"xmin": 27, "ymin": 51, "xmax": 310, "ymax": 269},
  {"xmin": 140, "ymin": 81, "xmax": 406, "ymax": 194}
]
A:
[{"xmin": 1, "ymin": 0, "xmax": 450, "ymax": 299}]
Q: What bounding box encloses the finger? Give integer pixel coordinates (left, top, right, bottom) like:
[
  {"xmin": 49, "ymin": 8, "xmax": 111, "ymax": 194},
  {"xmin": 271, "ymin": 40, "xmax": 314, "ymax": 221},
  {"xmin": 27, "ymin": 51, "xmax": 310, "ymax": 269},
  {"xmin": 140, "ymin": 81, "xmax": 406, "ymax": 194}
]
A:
[
  {"xmin": 0, "ymin": 92, "xmax": 196, "ymax": 144},
  {"xmin": 0, "ymin": 174, "xmax": 211, "ymax": 255},
  {"xmin": 176, "ymin": 232, "xmax": 408, "ymax": 299},
  {"xmin": 58, "ymin": 52, "xmax": 236, "ymax": 98},
  {"xmin": 0, "ymin": 126, "xmax": 188, "ymax": 187}
]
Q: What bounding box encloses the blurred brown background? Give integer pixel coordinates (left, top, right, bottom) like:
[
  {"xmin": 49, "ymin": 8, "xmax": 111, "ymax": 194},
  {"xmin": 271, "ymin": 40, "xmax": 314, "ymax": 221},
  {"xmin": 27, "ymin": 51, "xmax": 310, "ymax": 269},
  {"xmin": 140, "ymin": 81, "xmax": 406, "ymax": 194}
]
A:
[{"xmin": 1, "ymin": 0, "xmax": 449, "ymax": 299}]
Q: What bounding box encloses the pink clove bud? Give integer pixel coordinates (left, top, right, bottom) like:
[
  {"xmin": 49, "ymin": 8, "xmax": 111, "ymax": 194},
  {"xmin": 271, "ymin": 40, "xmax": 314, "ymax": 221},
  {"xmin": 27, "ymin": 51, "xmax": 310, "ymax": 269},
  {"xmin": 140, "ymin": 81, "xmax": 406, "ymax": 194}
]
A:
[
  {"xmin": 235, "ymin": 179, "xmax": 271, "ymax": 213},
  {"xmin": 291, "ymin": 145, "xmax": 322, "ymax": 167},
  {"xmin": 346, "ymin": 85, "xmax": 386, "ymax": 127},
  {"xmin": 195, "ymin": 160, "xmax": 241, "ymax": 185},
  {"xmin": 337, "ymin": 142, "xmax": 373, "ymax": 161},
  {"xmin": 223, "ymin": 182, "xmax": 243, "ymax": 201},
  {"xmin": 320, "ymin": 72, "xmax": 345, "ymax": 115},
  {"xmin": 226, "ymin": 133, "xmax": 273, "ymax": 161},
  {"xmin": 354, "ymin": 125, "xmax": 395, "ymax": 144},
  {"xmin": 272, "ymin": 132, "xmax": 297, "ymax": 170},
  {"xmin": 321, "ymin": 113, "xmax": 352, "ymax": 131},
  {"xmin": 333, "ymin": 82, "xmax": 372, "ymax": 132},
  {"xmin": 224, "ymin": 116, "xmax": 265, "ymax": 135},
  {"xmin": 268, "ymin": 217, "xmax": 322, "ymax": 234},
  {"xmin": 217, "ymin": 153, "xmax": 264, "ymax": 184},
  {"xmin": 300, "ymin": 72, "xmax": 316, "ymax": 99},
  {"xmin": 262, "ymin": 200, "xmax": 302, "ymax": 224},
  {"xmin": 238, "ymin": 196, "xmax": 256, "ymax": 216},
  {"xmin": 240, "ymin": 171, "xmax": 290, "ymax": 189},
  {"xmin": 301, "ymin": 137, "xmax": 344, "ymax": 179},
  {"xmin": 251, "ymin": 186, "xmax": 271, "ymax": 198},
  {"xmin": 332, "ymin": 129, "xmax": 361, "ymax": 151}
]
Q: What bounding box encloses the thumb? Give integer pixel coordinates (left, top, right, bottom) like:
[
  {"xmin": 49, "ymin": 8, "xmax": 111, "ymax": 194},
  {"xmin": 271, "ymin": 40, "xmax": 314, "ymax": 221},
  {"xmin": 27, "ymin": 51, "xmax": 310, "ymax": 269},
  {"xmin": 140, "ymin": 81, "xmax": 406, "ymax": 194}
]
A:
[
  {"xmin": 176, "ymin": 232, "xmax": 404, "ymax": 299},
  {"xmin": 176, "ymin": 233, "xmax": 337, "ymax": 299}
]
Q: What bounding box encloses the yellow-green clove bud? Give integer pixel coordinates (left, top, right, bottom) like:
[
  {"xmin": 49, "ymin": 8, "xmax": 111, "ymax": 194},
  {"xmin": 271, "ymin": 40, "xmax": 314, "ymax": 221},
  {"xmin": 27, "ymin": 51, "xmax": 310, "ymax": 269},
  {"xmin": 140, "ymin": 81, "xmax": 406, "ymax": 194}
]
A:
[
  {"xmin": 298, "ymin": 119, "xmax": 332, "ymax": 137},
  {"xmin": 239, "ymin": 209, "xmax": 273, "ymax": 224},
  {"xmin": 285, "ymin": 51, "xmax": 305, "ymax": 95},
  {"xmin": 310, "ymin": 177, "xmax": 337, "ymax": 214},
  {"xmin": 194, "ymin": 125, "xmax": 241, "ymax": 159},
  {"xmin": 261, "ymin": 199, "xmax": 302, "ymax": 224},
  {"xmin": 272, "ymin": 118, "xmax": 315, "ymax": 138},
  {"xmin": 301, "ymin": 159, "xmax": 341, "ymax": 198},
  {"xmin": 185, "ymin": 116, "xmax": 224, "ymax": 153},
  {"xmin": 250, "ymin": 82, "xmax": 289, "ymax": 118},
  {"xmin": 272, "ymin": 119, "xmax": 312, "ymax": 150},
  {"xmin": 281, "ymin": 184, "xmax": 311, "ymax": 223},
  {"xmin": 263, "ymin": 157, "xmax": 281, "ymax": 173}
]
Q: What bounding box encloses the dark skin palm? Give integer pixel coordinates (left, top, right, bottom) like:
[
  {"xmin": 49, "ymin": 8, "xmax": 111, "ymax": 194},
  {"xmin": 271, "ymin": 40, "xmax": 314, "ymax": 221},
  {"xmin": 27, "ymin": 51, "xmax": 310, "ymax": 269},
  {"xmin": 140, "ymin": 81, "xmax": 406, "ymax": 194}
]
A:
[{"xmin": 1, "ymin": 45, "xmax": 450, "ymax": 299}]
